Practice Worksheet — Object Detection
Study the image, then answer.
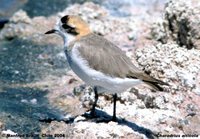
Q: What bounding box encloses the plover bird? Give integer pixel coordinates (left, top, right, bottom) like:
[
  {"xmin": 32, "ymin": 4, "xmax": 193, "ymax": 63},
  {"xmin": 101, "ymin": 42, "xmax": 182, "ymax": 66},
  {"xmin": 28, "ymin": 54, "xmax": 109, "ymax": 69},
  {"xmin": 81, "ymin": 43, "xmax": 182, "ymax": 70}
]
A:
[{"xmin": 45, "ymin": 15, "xmax": 168, "ymax": 121}]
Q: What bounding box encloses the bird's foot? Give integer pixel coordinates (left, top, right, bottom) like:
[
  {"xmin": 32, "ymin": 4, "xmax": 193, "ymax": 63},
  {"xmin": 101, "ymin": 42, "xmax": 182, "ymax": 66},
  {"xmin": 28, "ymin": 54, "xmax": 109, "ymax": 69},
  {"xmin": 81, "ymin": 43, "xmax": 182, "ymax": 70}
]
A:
[
  {"xmin": 90, "ymin": 109, "xmax": 97, "ymax": 118},
  {"xmin": 111, "ymin": 115, "xmax": 117, "ymax": 122}
]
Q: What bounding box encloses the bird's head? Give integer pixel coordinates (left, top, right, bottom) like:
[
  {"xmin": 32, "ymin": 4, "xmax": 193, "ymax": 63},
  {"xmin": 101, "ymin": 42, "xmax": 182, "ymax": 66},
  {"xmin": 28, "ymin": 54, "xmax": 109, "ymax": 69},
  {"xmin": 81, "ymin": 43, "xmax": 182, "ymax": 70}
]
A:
[{"xmin": 45, "ymin": 15, "xmax": 91, "ymax": 44}]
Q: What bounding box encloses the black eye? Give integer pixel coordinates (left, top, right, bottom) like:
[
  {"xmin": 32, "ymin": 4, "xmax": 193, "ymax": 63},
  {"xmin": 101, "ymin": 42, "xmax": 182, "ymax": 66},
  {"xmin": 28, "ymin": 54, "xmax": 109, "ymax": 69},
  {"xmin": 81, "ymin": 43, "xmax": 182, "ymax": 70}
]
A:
[
  {"xmin": 62, "ymin": 24, "xmax": 78, "ymax": 35},
  {"xmin": 62, "ymin": 24, "xmax": 71, "ymax": 29}
]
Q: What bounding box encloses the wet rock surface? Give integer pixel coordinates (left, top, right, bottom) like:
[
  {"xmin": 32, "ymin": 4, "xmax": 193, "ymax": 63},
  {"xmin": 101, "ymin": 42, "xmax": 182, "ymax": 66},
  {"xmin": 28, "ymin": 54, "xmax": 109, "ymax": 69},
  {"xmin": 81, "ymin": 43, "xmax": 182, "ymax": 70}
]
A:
[
  {"xmin": 0, "ymin": 87, "xmax": 64, "ymax": 135},
  {"xmin": 0, "ymin": 0, "xmax": 200, "ymax": 139}
]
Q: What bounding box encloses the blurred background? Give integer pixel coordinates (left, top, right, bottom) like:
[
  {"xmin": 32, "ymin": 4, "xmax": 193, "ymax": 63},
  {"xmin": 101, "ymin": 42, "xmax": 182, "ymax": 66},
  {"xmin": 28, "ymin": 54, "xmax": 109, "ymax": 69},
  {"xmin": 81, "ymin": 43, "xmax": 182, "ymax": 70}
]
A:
[{"xmin": 0, "ymin": 0, "xmax": 166, "ymax": 18}]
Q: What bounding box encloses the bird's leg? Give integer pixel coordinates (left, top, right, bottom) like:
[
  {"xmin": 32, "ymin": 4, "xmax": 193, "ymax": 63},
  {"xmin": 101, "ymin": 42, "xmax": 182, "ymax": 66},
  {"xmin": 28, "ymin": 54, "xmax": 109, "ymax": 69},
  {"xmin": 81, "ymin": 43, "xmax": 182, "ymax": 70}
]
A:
[
  {"xmin": 112, "ymin": 93, "xmax": 117, "ymax": 121},
  {"xmin": 90, "ymin": 86, "xmax": 98, "ymax": 117}
]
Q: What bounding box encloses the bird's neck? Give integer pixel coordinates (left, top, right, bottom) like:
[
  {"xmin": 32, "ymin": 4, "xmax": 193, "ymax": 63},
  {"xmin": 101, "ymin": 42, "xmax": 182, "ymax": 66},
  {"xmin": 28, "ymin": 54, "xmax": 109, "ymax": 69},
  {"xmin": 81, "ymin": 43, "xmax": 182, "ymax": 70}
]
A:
[{"xmin": 63, "ymin": 34, "xmax": 76, "ymax": 51}]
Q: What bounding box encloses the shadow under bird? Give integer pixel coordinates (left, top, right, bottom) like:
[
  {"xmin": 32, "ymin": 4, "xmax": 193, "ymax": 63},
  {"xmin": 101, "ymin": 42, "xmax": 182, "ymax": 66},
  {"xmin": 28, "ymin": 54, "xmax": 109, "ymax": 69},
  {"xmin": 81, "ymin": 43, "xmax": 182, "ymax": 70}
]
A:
[{"xmin": 45, "ymin": 15, "xmax": 168, "ymax": 121}]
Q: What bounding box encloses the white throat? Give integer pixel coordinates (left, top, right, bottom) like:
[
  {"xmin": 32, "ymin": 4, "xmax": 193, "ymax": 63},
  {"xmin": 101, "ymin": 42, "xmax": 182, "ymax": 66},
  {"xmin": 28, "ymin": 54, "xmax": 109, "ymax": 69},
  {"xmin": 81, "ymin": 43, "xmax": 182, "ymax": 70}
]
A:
[
  {"xmin": 55, "ymin": 21, "xmax": 76, "ymax": 50},
  {"xmin": 57, "ymin": 30, "xmax": 76, "ymax": 50},
  {"xmin": 66, "ymin": 33, "xmax": 76, "ymax": 44}
]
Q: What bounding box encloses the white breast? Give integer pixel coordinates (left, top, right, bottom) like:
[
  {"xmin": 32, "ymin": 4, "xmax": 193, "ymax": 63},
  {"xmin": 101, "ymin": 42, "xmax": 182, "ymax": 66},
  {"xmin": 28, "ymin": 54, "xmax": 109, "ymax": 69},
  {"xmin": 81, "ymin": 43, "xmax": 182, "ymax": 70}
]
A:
[{"xmin": 65, "ymin": 45, "xmax": 142, "ymax": 94}]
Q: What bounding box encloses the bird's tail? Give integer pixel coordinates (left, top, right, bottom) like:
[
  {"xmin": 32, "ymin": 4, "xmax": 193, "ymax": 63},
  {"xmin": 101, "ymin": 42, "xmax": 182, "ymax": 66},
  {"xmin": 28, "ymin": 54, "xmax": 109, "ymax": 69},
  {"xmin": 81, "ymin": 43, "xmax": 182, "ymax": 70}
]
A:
[
  {"xmin": 143, "ymin": 81, "xmax": 165, "ymax": 91},
  {"xmin": 127, "ymin": 71, "xmax": 169, "ymax": 91}
]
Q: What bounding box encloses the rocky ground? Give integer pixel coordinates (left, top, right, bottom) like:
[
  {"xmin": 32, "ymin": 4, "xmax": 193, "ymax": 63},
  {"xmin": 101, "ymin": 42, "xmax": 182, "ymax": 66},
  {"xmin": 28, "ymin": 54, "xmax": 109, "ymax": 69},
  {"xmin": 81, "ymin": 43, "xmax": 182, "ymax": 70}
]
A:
[{"xmin": 0, "ymin": 0, "xmax": 200, "ymax": 139}]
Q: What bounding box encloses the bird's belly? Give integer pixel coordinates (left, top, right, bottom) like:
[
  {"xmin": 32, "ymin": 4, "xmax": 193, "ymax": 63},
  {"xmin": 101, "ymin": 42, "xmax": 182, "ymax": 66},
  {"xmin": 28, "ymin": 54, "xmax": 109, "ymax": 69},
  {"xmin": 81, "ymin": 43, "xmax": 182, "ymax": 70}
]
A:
[
  {"xmin": 69, "ymin": 57, "xmax": 95, "ymax": 85},
  {"xmin": 66, "ymin": 51, "xmax": 96, "ymax": 85},
  {"xmin": 66, "ymin": 50, "xmax": 142, "ymax": 94}
]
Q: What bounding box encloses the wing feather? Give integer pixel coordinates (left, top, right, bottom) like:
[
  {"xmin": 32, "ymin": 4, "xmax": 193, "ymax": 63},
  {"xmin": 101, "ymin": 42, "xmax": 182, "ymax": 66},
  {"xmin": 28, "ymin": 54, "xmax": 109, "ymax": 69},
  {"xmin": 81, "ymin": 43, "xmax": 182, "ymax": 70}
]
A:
[{"xmin": 70, "ymin": 33, "xmax": 168, "ymax": 90}]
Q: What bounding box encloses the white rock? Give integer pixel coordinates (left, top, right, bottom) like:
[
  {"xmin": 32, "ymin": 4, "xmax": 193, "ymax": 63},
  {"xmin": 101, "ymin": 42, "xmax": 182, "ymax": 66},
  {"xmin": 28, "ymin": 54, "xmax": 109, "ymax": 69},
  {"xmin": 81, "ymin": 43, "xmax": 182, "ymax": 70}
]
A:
[{"xmin": 74, "ymin": 116, "xmax": 86, "ymax": 123}]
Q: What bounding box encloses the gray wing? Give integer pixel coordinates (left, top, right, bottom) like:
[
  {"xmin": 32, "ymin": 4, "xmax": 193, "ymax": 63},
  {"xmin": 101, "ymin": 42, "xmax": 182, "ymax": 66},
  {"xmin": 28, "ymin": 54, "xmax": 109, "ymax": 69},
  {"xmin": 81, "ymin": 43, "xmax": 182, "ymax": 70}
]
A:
[
  {"xmin": 73, "ymin": 34, "xmax": 168, "ymax": 89},
  {"xmin": 75, "ymin": 33, "xmax": 137, "ymax": 78}
]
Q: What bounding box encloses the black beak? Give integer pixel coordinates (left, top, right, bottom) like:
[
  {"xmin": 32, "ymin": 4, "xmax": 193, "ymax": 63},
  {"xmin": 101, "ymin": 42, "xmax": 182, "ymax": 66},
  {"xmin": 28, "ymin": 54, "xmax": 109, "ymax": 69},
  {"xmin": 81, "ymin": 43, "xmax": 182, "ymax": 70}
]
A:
[{"xmin": 45, "ymin": 29, "xmax": 56, "ymax": 34}]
